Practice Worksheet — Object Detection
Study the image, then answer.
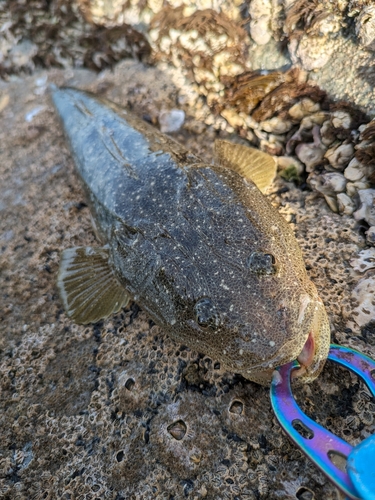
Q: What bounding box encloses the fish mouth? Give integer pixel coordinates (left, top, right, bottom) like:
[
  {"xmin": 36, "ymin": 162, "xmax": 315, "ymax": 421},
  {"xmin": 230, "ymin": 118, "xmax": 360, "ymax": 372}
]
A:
[
  {"xmin": 291, "ymin": 298, "xmax": 330, "ymax": 382},
  {"xmin": 292, "ymin": 331, "xmax": 315, "ymax": 379},
  {"xmin": 245, "ymin": 297, "xmax": 330, "ymax": 385},
  {"xmin": 242, "ymin": 332, "xmax": 316, "ymax": 385}
]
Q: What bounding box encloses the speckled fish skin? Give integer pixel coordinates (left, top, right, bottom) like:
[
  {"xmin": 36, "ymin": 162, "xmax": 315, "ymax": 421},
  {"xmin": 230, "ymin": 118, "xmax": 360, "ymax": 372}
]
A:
[{"xmin": 52, "ymin": 87, "xmax": 330, "ymax": 385}]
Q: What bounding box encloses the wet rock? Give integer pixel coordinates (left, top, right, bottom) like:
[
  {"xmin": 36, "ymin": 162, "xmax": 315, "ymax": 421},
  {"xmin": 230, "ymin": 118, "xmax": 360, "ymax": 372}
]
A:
[{"xmin": 148, "ymin": 392, "xmax": 223, "ymax": 476}]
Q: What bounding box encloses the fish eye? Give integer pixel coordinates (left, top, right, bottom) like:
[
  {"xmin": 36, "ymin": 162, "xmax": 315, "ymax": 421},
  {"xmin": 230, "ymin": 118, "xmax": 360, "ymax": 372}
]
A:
[
  {"xmin": 247, "ymin": 251, "xmax": 277, "ymax": 275},
  {"xmin": 193, "ymin": 297, "xmax": 220, "ymax": 329}
]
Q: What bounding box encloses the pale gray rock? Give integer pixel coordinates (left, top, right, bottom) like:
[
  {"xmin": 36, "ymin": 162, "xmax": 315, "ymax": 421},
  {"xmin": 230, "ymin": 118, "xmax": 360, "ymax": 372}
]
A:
[
  {"xmin": 159, "ymin": 109, "xmax": 185, "ymax": 133},
  {"xmin": 309, "ymin": 172, "xmax": 347, "ymax": 196},
  {"xmin": 350, "ymin": 276, "xmax": 375, "ymax": 328},
  {"xmin": 337, "ymin": 192, "xmax": 356, "ymax": 216},
  {"xmin": 354, "ymin": 189, "xmax": 375, "ymax": 226},
  {"xmin": 325, "ymin": 142, "xmax": 354, "ymax": 171},
  {"xmin": 295, "ymin": 142, "xmax": 326, "ymax": 171},
  {"xmin": 289, "ymin": 35, "xmax": 337, "ymax": 71},
  {"xmin": 331, "ymin": 111, "xmax": 352, "ymax": 130},
  {"xmin": 344, "ymin": 158, "xmax": 367, "ymax": 182},
  {"xmin": 350, "ymin": 248, "xmax": 375, "ymax": 273},
  {"xmin": 259, "ymin": 116, "xmax": 293, "ymax": 134}
]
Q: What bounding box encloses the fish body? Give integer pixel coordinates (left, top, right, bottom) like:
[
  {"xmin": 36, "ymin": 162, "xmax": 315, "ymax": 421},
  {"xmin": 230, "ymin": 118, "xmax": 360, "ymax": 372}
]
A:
[{"xmin": 52, "ymin": 87, "xmax": 330, "ymax": 384}]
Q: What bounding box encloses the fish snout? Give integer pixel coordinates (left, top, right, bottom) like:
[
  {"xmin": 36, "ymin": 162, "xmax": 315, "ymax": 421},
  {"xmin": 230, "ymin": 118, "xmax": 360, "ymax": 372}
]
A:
[{"xmin": 292, "ymin": 297, "xmax": 330, "ymax": 382}]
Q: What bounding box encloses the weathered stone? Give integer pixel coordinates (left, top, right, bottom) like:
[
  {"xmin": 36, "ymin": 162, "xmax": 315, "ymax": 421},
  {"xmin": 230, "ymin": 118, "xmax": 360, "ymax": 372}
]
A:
[
  {"xmin": 354, "ymin": 189, "xmax": 375, "ymax": 226},
  {"xmin": 325, "ymin": 142, "xmax": 354, "ymax": 170}
]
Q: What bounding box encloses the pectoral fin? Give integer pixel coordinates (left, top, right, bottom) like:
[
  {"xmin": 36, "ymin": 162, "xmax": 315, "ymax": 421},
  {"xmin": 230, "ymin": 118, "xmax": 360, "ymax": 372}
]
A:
[
  {"xmin": 215, "ymin": 140, "xmax": 276, "ymax": 192},
  {"xmin": 57, "ymin": 246, "xmax": 129, "ymax": 324}
]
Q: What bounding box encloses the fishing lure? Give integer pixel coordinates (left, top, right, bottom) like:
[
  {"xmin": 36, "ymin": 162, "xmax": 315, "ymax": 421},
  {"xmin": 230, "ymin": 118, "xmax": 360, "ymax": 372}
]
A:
[{"xmin": 271, "ymin": 344, "xmax": 375, "ymax": 499}]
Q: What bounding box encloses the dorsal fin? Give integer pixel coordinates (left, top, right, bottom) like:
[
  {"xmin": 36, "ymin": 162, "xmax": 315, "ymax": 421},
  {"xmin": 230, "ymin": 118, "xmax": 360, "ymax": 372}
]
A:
[{"xmin": 215, "ymin": 140, "xmax": 277, "ymax": 192}]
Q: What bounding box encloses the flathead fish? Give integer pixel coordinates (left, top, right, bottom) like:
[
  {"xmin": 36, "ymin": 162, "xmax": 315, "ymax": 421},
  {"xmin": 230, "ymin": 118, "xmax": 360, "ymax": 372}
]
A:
[{"xmin": 52, "ymin": 87, "xmax": 330, "ymax": 385}]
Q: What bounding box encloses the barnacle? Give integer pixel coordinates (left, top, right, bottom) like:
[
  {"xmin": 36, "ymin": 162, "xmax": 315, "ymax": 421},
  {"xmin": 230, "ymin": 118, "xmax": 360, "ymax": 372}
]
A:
[
  {"xmin": 150, "ymin": 7, "xmax": 248, "ymax": 76},
  {"xmin": 0, "ymin": 0, "xmax": 151, "ymax": 76}
]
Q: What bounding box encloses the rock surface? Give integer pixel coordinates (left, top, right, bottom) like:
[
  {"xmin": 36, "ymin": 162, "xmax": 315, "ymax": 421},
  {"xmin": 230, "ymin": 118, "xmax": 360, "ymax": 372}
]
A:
[{"xmin": 1, "ymin": 59, "xmax": 375, "ymax": 499}]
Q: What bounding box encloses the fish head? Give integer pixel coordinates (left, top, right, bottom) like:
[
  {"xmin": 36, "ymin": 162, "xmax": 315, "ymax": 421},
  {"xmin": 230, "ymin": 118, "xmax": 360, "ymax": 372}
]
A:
[
  {"xmin": 147, "ymin": 167, "xmax": 332, "ymax": 386},
  {"xmin": 170, "ymin": 250, "xmax": 331, "ymax": 386},
  {"xmin": 108, "ymin": 159, "xmax": 331, "ymax": 386}
]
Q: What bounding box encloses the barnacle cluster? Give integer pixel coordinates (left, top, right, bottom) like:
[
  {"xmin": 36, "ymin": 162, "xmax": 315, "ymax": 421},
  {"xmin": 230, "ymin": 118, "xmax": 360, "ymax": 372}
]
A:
[
  {"xmin": 215, "ymin": 68, "xmax": 375, "ymax": 242},
  {"xmin": 0, "ymin": 0, "xmax": 151, "ymax": 76},
  {"xmin": 149, "ymin": 5, "xmax": 250, "ymax": 101}
]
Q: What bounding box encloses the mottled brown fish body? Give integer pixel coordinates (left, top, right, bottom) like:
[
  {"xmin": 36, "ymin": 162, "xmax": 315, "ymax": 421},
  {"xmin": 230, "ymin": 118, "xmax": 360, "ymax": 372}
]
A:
[{"xmin": 52, "ymin": 87, "xmax": 330, "ymax": 384}]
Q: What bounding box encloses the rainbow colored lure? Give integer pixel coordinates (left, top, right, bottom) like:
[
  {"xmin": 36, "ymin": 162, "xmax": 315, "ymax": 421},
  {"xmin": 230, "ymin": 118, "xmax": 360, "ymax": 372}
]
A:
[{"xmin": 271, "ymin": 344, "xmax": 375, "ymax": 500}]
